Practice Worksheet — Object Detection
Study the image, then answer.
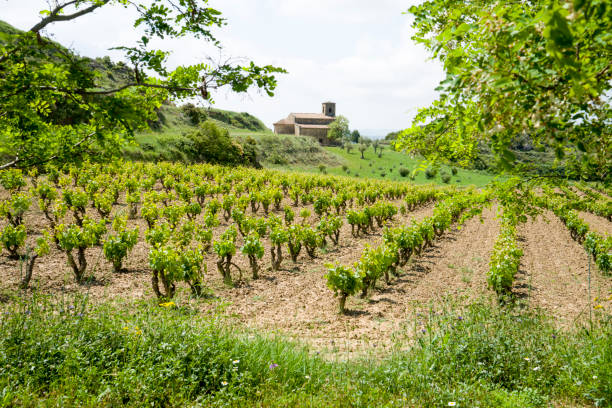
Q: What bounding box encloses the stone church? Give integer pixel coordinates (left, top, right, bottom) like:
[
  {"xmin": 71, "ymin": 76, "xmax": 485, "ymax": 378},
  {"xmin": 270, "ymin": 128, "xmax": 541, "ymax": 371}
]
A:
[{"xmin": 273, "ymin": 102, "xmax": 336, "ymax": 145}]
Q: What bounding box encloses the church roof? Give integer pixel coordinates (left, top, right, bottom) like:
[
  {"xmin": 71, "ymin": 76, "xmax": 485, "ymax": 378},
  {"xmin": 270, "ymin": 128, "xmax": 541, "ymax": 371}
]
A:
[
  {"xmin": 273, "ymin": 118, "xmax": 293, "ymax": 125},
  {"xmin": 291, "ymin": 113, "xmax": 333, "ymax": 120},
  {"xmin": 296, "ymin": 124, "xmax": 329, "ymax": 129}
]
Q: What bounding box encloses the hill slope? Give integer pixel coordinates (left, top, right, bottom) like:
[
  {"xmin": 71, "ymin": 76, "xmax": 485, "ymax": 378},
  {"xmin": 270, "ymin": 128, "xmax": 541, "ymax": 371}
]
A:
[{"xmin": 0, "ymin": 19, "xmax": 337, "ymax": 168}]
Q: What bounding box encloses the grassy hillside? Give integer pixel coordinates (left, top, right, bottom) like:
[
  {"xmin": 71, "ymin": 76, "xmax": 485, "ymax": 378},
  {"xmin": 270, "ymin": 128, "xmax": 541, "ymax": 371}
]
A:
[
  {"xmin": 128, "ymin": 105, "xmax": 339, "ymax": 167},
  {"xmin": 0, "ymin": 20, "xmax": 135, "ymax": 87},
  {"xmin": 231, "ymin": 129, "xmax": 341, "ymax": 167},
  {"xmin": 273, "ymin": 145, "xmax": 498, "ymax": 187},
  {"xmin": 0, "ymin": 20, "xmax": 20, "ymax": 42}
]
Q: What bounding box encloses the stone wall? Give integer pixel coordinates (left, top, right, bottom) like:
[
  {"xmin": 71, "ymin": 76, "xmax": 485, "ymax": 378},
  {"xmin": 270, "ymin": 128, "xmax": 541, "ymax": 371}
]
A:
[
  {"xmin": 296, "ymin": 126, "xmax": 331, "ymax": 145},
  {"xmin": 273, "ymin": 124, "xmax": 295, "ymax": 134},
  {"xmin": 294, "ymin": 117, "xmax": 334, "ymax": 125}
]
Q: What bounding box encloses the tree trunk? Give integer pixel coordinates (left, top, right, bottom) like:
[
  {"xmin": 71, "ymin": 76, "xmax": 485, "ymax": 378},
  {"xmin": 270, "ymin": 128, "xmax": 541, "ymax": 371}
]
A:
[
  {"xmin": 128, "ymin": 203, "xmax": 138, "ymax": 219},
  {"xmin": 360, "ymin": 284, "xmax": 369, "ymax": 299},
  {"xmin": 7, "ymin": 245, "xmax": 20, "ymax": 260},
  {"xmin": 332, "ymin": 230, "xmax": 339, "ymax": 245},
  {"xmin": 271, "ymin": 244, "xmax": 283, "ymax": 271},
  {"xmin": 152, "ymin": 270, "xmax": 162, "ymax": 298},
  {"xmin": 19, "ymin": 253, "xmax": 39, "ymax": 289},
  {"xmin": 160, "ymin": 272, "xmax": 175, "ymax": 299},
  {"xmin": 66, "ymin": 249, "xmax": 87, "ymax": 283},
  {"xmin": 249, "ymin": 255, "xmax": 259, "ymax": 280},
  {"xmin": 288, "ymin": 243, "xmax": 300, "ymax": 262},
  {"xmin": 338, "ymin": 294, "xmax": 347, "ymax": 314},
  {"xmin": 217, "ymin": 258, "xmax": 233, "ymax": 286},
  {"xmin": 189, "ymin": 280, "xmax": 203, "ymax": 297}
]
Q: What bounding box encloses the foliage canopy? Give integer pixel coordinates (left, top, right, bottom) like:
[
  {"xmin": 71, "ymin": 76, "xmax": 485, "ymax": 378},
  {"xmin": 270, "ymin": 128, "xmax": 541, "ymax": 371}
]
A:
[
  {"xmin": 327, "ymin": 115, "xmax": 350, "ymax": 142},
  {"xmin": 0, "ymin": 0, "xmax": 285, "ymax": 170},
  {"xmin": 395, "ymin": 0, "xmax": 611, "ymax": 181}
]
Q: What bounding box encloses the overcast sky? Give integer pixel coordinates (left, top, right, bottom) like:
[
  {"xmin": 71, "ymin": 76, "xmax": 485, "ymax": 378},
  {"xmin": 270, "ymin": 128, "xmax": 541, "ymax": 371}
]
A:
[{"xmin": 2, "ymin": 0, "xmax": 444, "ymax": 136}]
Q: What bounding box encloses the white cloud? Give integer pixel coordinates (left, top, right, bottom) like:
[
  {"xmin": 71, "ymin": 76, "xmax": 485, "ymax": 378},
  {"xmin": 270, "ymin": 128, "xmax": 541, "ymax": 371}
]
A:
[{"xmin": 275, "ymin": 0, "xmax": 412, "ymax": 23}]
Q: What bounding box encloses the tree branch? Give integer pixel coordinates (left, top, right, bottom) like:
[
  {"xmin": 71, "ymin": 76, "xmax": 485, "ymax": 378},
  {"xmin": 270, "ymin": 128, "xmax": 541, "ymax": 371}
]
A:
[
  {"xmin": 30, "ymin": 1, "xmax": 110, "ymax": 33},
  {"xmin": 0, "ymin": 157, "xmax": 20, "ymax": 171},
  {"xmin": 595, "ymin": 62, "xmax": 611, "ymax": 80},
  {"xmin": 0, "ymin": 128, "xmax": 101, "ymax": 170}
]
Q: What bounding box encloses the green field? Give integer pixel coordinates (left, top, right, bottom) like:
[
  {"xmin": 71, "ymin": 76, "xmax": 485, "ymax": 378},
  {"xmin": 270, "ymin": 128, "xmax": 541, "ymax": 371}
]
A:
[
  {"xmin": 253, "ymin": 137, "xmax": 499, "ymax": 187},
  {"xmin": 322, "ymin": 146, "xmax": 498, "ymax": 187}
]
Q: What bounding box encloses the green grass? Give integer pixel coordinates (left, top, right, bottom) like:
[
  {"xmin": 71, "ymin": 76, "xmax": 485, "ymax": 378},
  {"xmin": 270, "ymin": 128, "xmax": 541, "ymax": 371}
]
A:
[
  {"xmin": 279, "ymin": 145, "xmax": 500, "ymax": 187},
  {"xmin": 231, "ymin": 130, "xmax": 341, "ymax": 167},
  {"xmin": 0, "ymin": 295, "xmax": 609, "ymax": 407}
]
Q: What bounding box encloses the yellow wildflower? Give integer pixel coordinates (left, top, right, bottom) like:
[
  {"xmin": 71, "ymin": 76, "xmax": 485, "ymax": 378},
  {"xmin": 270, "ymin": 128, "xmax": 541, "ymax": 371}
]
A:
[
  {"xmin": 159, "ymin": 301, "xmax": 176, "ymax": 308},
  {"xmin": 593, "ymin": 304, "xmax": 603, "ymax": 310}
]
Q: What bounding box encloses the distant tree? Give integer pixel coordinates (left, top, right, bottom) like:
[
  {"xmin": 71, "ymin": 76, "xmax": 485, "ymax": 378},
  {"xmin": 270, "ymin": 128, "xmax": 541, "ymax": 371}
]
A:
[
  {"xmin": 377, "ymin": 145, "xmax": 384, "ymax": 158},
  {"xmin": 328, "ymin": 115, "xmax": 350, "ymax": 142},
  {"xmin": 360, "ymin": 137, "xmax": 372, "ymax": 148},
  {"xmin": 351, "ymin": 130, "xmax": 360, "ymax": 143},
  {"xmin": 358, "ymin": 144, "xmax": 367, "ymax": 159},
  {"xmin": 0, "ymin": 0, "xmax": 285, "ymax": 170},
  {"xmin": 345, "ymin": 143, "xmax": 353, "ymax": 154},
  {"xmin": 372, "ymin": 140, "xmax": 380, "ymax": 154}
]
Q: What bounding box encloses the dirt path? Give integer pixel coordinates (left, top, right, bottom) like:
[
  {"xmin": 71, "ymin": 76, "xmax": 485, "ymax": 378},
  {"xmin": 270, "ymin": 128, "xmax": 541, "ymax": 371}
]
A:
[
  {"xmin": 578, "ymin": 211, "xmax": 612, "ymax": 236},
  {"xmin": 397, "ymin": 205, "xmax": 499, "ymax": 305},
  {"xmin": 515, "ymin": 211, "xmax": 612, "ymax": 326}
]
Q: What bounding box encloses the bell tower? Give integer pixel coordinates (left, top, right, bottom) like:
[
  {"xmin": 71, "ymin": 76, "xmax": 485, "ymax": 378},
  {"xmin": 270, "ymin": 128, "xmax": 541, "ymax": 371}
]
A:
[{"xmin": 322, "ymin": 102, "xmax": 336, "ymax": 117}]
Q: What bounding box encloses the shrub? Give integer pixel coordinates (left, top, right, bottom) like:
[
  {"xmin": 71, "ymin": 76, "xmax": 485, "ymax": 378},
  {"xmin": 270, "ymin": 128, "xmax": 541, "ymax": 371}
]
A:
[
  {"xmin": 441, "ymin": 173, "xmax": 451, "ymax": 184},
  {"xmin": 103, "ymin": 216, "xmax": 139, "ymax": 273},
  {"xmin": 213, "ymin": 226, "xmax": 240, "ymax": 285},
  {"xmin": 149, "ymin": 246, "xmax": 205, "ymax": 298},
  {"xmin": 325, "ymin": 263, "xmax": 362, "ymax": 314},
  {"xmin": 269, "ymin": 226, "xmax": 288, "ymax": 271},
  {"xmin": 399, "ymin": 167, "xmax": 410, "ymax": 177},
  {"xmin": 180, "ymin": 103, "xmax": 208, "ymax": 125},
  {"xmin": 318, "ymin": 164, "xmax": 327, "ymax": 174},
  {"xmin": 241, "ymin": 234, "xmax": 265, "ymax": 279},
  {"xmin": 268, "ymin": 152, "xmax": 288, "ymax": 165},
  {"xmin": 0, "ymin": 224, "xmax": 26, "ymax": 259},
  {"xmin": 286, "ymin": 224, "xmax": 303, "ymax": 262},
  {"xmin": 425, "ymin": 167, "xmax": 437, "ymax": 179},
  {"xmin": 301, "ymin": 226, "xmax": 322, "ymax": 258},
  {"xmin": 451, "ymin": 167, "xmax": 458, "ymax": 175},
  {"xmin": 488, "ymin": 220, "xmax": 522, "ymax": 294},
  {"xmin": 186, "ymin": 120, "xmax": 259, "ymax": 167}
]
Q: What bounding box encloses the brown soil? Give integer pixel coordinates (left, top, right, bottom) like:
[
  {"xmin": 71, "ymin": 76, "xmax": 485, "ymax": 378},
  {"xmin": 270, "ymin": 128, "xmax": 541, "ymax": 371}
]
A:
[
  {"xmin": 514, "ymin": 211, "xmax": 612, "ymax": 326},
  {"xmin": 2, "ymin": 191, "xmax": 610, "ymax": 354},
  {"xmin": 578, "ymin": 211, "xmax": 612, "ymax": 236},
  {"xmin": 200, "ymin": 205, "xmax": 500, "ymax": 354}
]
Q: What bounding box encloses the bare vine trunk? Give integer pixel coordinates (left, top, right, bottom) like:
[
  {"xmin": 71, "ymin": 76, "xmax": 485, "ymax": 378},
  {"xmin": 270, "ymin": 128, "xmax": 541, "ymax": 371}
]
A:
[{"xmin": 19, "ymin": 253, "xmax": 39, "ymax": 289}]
